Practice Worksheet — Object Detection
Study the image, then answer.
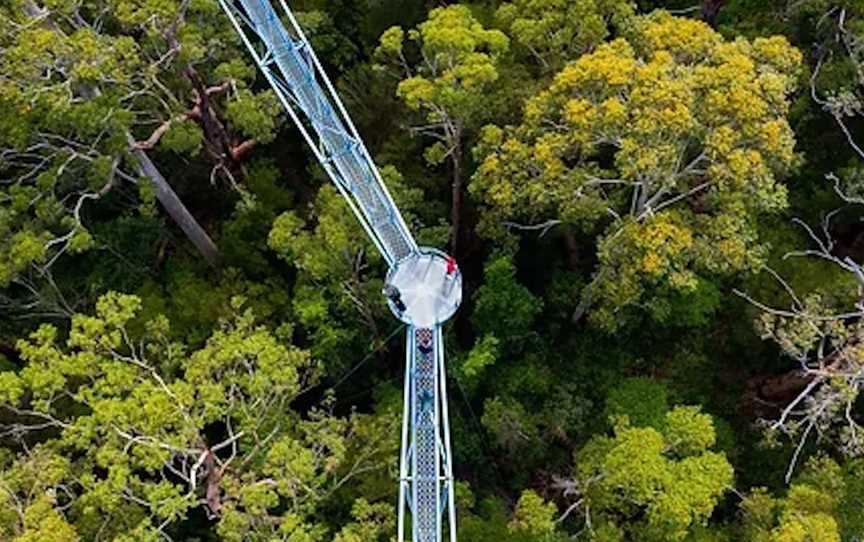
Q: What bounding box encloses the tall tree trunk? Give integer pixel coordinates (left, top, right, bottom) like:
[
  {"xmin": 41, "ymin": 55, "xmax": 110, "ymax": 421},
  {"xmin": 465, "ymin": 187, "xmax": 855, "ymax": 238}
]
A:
[
  {"xmin": 702, "ymin": 0, "xmax": 727, "ymax": 27},
  {"xmin": 131, "ymin": 144, "xmax": 222, "ymax": 267},
  {"xmin": 24, "ymin": 0, "xmax": 221, "ymax": 267},
  {"xmin": 562, "ymin": 229, "xmax": 580, "ymax": 272},
  {"xmin": 450, "ymin": 133, "xmax": 463, "ymax": 256}
]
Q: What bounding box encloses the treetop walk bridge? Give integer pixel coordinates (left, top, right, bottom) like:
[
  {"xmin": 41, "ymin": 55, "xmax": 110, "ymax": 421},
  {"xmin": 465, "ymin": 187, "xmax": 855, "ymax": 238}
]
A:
[{"xmin": 217, "ymin": 1, "xmax": 463, "ymax": 541}]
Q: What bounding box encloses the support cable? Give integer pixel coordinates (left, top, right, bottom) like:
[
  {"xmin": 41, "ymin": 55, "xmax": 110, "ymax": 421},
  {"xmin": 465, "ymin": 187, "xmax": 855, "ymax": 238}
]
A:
[{"xmin": 331, "ymin": 323, "xmax": 406, "ymax": 390}]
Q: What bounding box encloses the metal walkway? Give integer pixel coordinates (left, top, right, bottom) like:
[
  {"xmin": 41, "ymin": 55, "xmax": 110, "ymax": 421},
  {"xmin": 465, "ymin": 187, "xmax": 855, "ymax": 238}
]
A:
[
  {"xmin": 220, "ymin": 0, "xmax": 416, "ymax": 266},
  {"xmin": 402, "ymin": 327, "xmax": 457, "ymax": 542},
  {"xmin": 218, "ymin": 2, "xmax": 460, "ymax": 541}
]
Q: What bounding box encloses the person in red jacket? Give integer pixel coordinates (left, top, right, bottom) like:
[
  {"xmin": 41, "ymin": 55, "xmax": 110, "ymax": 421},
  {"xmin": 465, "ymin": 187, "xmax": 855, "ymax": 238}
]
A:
[{"xmin": 445, "ymin": 255, "xmax": 457, "ymax": 278}]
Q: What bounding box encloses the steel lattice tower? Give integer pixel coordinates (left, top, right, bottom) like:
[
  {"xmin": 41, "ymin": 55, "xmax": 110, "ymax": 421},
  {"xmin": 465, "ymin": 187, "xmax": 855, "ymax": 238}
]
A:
[{"xmin": 218, "ymin": 2, "xmax": 461, "ymax": 541}]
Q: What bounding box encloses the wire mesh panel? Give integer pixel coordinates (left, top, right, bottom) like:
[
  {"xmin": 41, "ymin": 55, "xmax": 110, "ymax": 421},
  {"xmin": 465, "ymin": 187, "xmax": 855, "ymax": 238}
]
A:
[
  {"xmin": 218, "ymin": 3, "xmax": 458, "ymax": 541},
  {"xmin": 220, "ymin": 0, "xmax": 416, "ymax": 265},
  {"xmin": 399, "ymin": 326, "xmax": 456, "ymax": 542},
  {"xmin": 413, "ymin": 327, "xmax": 439, "ymax": 542}
]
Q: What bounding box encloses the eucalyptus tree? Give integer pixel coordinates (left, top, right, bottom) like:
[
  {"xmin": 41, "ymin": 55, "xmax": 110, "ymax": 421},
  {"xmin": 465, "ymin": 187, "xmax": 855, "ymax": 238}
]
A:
[
  {"xmin": 0, "ymin": 293, "xmax": 398, "ymax": 540},
  {"xmin": 738, "ymin": 454, "xmax": 864, "ymax": 542},
  {"xmin": 736, "ymin": 182, "xmax": 864, "ymax": 481},
  {"xmin": 471, "ymin": 11, "xmax": 803, "ymax": 330},
  {"xmin": 559, "ymin": 406, "xmax": 733, "ymax": 540},
  {"xmin": 0, "ymin": 0, "xmax": 288, "ymax": 317},
  {"xmin": 495, "ymin": 0, "xmax": 635, "ymax": 73},
  {"xmin": 374, "ymin": 5, "xmax": 510, "ymax": 253},
  {"xmin": 802, "ymin": 1, "xmax": 864, "ymax": 174}
]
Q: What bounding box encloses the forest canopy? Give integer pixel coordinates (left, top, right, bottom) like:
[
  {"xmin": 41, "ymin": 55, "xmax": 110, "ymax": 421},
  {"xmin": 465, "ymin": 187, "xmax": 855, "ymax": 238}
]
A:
[{"xmin": 2, "ymin": 0, "xmax": 864, "ymax": 541}]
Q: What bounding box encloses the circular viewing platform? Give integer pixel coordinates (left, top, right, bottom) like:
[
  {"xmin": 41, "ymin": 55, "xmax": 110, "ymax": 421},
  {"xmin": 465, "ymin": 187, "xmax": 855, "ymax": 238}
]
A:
[{"xmin": 383, "ymin": 248, "xmax": 462, "ymax": 328}]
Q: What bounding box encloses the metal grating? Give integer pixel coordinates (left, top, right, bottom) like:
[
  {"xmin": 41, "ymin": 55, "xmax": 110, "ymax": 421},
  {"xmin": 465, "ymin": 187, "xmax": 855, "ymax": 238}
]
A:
[
  {"xmin": 413, "ymin": 327, "xmax": 438, "ymax": 541},
  {"xmin": 218, "ymin": 3, "xmax": 457, "ymax": 541},
  {"xmin": 223, "ymin": 0, "xmax": 416, "ymax": 265}
]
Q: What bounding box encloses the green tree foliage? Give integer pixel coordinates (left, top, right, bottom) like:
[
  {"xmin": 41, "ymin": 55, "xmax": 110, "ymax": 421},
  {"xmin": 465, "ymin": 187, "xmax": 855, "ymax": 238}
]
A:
[
  {"xmin": 571, "ymin": 407, "xmax": 733, "ymax": 540},
  {"xmin": 472, "ymin": 11, "xmax": 802, "ymax": 329},
  {"xmin": 0, "ymin": 3, "xmax": 142, "ymax": 289},
  {"xmin": 332, "ymin": 499, "xmax": 395, "ymax": 542},
  {"xmin": 375, "ymin": 5, "xmax": 510, "ymax": 248},
  {"xmin": 269, "ymin": 183, "xmax": 385, "ymax": 366},
  {"xmin": 604, "ymin": 376, "xmax": 669, "ymax": 430},
  {"xmin": 508, "ymin": 490, "xmax": 558, "ymax": 535},
  {"xmin": 472, "ymin": 255, "xmax": 541, "ymax": 343},
  {"xmin": 294, "ymin": 9, "xmax": 360, "ymax": 71},
  {"xmin": 739, "ymin": 456, "xmax": 857, "ymax": 542},
  {"xmin": 0, "ymin": 0, "xmax": 281, "ymax": 305},
  {"xmin": 481, "ymin": 395, "xmax": 540, "ymax": 455},
  {"xmin": 268, "ymin": 165, "xmax": 424, "ymax": 371},
  {"xmin": 0, "ymin": 293, "xmax": 396, "ymax": 540},
  {"xmin": 0, "ymin": 447, "xmax": 79, "ymax": 541},
  {"xmin": 496, "ymin": 0, "xmax": 636, "ymax": 72},
  {"xmin": 376, "ymin": 5, "xmax": 509, "ymax": 138},
  {"xmin": 458, "ymin": 334, "xmax": 501, "ymax": 390},
  {"xmin": 458, "ymin": 493, "xmax": 569, "ymax": 542}
]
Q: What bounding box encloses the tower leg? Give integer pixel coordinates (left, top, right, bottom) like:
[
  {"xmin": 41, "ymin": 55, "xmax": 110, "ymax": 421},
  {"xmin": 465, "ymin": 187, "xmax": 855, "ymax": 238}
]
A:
[
  {"xmin": 399, "ymin": 326, "xmax": 457, "ymax": 542},
  {"xmin": 398, "ymin": 330, "xmax": 412, "ymax": 542},
  {"xmin": 436, "ymin": 326, "xmax": 458, "ymax": 542}
]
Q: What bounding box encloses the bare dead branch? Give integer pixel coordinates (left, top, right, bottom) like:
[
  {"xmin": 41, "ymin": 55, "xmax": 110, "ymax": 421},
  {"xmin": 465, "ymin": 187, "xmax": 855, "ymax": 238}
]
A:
[{"xmin": 502, "ymin": 219, "xmax": 563, "ymax": 237}]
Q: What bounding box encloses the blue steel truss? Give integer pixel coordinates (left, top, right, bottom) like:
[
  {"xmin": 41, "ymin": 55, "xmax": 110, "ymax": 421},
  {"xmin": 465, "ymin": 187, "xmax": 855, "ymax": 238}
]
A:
[
  {"xmin": 402, "ymin": 326, "xmax": 457, "ymax": 542},
  {"xmin": 217, "ymin": 2, "xmax": 457, "ymax": 541},
  {"xmin": 219, "ymin": 0, "xmax": 416, "ymax": 266}
]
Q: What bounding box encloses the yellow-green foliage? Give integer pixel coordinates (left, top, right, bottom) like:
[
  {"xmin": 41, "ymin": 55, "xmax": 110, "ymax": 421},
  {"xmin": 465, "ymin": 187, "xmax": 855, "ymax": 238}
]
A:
[
  {"xmin": 741, "ymin": 457, "xmax": 847, "ymax": 542},
  {"xmin": 392, "ymin": 5, "xmax": 509, "ymax": 113},
  {"xmin": 160, "ymin": 118, "xmax": 203, "ymax": 155},
  {"xmin": 266, "ymin": 163, "xmax": 430, "ymax": 367},
  {"xmin": 472, "ymin": 11, "xmax": 802, "ymax": 329},
  {"xmin": 0, "ymin": 231, "xmax": 50, "ymax": 288},
  {"xmin": 269, "ymin": 185, "xmax": 377, "ymax": 281},
  {"xmin": 376, "ymin": 5, "xmax": 510, "ymax": 164},
  {"xmin": 0, "ymin": 292, "xmax": 394, "ymax": 539},
  {"xmin": 225, "ymin": 89, "xmax": 282, "ymax": 144},
  {"xmin": 332, "ymin": 499, "xmax": 395, "ymax": 542},
  {"xmin": 0, "ymin": 12, "xmax": 145, "ymax": 285},
  {"xmin": 0, "ymin": 447, "xmax": 79, "ymax": 541},
  {"xmin": 497, "ymin": 0, "xmax": 635, "ymax": 71},
  {"xmin": 0, "ymin": 0, "xmax": 277, "ymax": 288},
  {"xmin": 508, "ymin": 490, "xmax": 557, "ymax": 535},
  {"xmin": 575, "ymin": 407, "xmax": 733, "ymax": 541}
]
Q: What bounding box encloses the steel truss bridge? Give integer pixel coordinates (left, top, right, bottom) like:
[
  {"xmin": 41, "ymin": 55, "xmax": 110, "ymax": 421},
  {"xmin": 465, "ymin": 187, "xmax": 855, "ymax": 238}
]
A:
[{"xmin": 218, "ymin": 2, "xmax": 463, "ymax": 541}]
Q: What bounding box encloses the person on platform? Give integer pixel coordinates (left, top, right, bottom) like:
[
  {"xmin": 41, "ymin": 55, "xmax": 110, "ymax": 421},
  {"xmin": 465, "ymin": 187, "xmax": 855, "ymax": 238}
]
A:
[
  {"xmin": 445, "ymin": 255, "xmax": 457, "ymax": 279},
  {"xmin": 383, "ymin": 283, "xmax": 407, "ymax": 313}
]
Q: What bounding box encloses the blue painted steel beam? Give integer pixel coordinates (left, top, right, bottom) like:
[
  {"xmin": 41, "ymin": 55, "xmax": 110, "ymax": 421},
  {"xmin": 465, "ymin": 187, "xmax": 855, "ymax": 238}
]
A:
[
  {"xmin": 218, "ymin": 0, "xmax": 417, "ymax": 266},
  {"xmin": 217, "ymin": 2, "xmax": 458, "ymax": 542},
  {"xmin": 400, "ymin": 326, "xmax": 456, "ymax": 542}
]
